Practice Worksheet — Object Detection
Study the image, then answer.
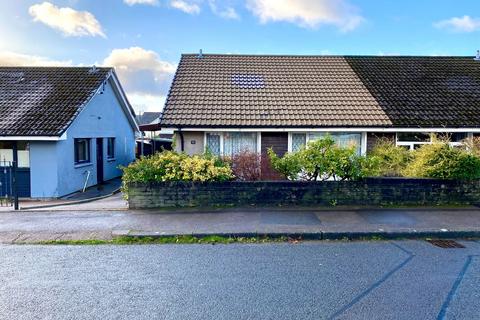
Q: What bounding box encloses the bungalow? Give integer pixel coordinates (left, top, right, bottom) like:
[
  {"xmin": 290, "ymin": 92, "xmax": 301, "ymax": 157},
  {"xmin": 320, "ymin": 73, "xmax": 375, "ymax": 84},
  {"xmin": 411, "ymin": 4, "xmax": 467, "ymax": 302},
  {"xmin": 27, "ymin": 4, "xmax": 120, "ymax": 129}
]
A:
[
  {"xmin": 157, "ymin": 53, "xmax": 480, "ymax": 177},
  {"xmin": 0, "ymin": 66, "xmax": 139, "ymax": 198}
]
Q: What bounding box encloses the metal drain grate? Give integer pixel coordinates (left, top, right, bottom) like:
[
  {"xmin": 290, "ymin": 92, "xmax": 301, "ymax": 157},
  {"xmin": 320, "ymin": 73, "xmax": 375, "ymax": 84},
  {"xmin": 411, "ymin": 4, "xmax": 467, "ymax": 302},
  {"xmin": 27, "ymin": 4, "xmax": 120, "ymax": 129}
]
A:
[{"xmin": 427, "ymin": 239, "xmax": 465, "ymax": 248}]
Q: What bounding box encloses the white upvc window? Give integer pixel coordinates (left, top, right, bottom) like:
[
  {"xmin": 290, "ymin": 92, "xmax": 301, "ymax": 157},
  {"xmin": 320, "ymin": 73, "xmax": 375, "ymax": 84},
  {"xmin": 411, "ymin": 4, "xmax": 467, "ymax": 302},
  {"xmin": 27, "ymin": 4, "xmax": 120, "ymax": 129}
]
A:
[
  {"xmin": 287, "ymin": 132, "xmax": 366, "ymax": 155},
  {"xmin": 204, "ymin": 132, "xmax": 260, "ymax": 156},
  {"xmin": 395, "ymin": 132, "xmax": 471, "ymax": 150}
]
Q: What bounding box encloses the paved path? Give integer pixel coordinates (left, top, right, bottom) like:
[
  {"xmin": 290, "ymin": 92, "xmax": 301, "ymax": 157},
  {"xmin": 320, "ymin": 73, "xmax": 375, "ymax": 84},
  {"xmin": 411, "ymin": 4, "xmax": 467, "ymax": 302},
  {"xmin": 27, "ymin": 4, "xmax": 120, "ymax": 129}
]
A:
[
  {"xmin": 1, "ymin": 207, "xmax": 480, "ymax": 242},
  {"xmin": 0, "ymin": 240, "xmax": 479, "ymax": 319},
  {"xmin": 0, "ymin": 178, "xmax": 123, "ymax": 212}
]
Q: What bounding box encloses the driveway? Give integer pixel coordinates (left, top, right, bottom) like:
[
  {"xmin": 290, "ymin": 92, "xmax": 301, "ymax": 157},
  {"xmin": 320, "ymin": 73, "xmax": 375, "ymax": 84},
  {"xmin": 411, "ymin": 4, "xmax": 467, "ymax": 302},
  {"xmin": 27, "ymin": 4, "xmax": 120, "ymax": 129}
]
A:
[{"xmin": 0, "ymin": 240, "xmax": 479, "ymax": 319}]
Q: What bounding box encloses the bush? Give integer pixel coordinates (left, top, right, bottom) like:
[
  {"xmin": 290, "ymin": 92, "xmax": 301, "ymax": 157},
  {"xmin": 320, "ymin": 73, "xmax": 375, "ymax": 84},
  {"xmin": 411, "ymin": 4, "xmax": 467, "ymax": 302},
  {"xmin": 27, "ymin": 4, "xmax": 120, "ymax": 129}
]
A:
[
  {"xmin": 227, "ymin": 150, "xmax": 262, "ymax": 181},
  {"xmin": 268, "ymin": 135, "xmax": 365, "ymax": 181},
  {"xmin": 403, "ymin": 141, "xmax": 480, "ymax": 180},
  {"xmin": 365, "ymin": 138, "xmax": 411, "ymax": 177},
  {"xmin": 121, "ymin": 151, "xmax": 233, "ymax": 190}
]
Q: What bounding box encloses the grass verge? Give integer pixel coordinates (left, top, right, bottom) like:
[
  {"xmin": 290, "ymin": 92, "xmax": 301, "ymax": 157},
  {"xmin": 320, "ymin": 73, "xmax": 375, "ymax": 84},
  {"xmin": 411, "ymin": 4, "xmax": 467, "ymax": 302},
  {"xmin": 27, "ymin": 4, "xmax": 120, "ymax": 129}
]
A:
[{"xmin": 36, "ymin": 235, "xmax": 291, "ymax": 245}]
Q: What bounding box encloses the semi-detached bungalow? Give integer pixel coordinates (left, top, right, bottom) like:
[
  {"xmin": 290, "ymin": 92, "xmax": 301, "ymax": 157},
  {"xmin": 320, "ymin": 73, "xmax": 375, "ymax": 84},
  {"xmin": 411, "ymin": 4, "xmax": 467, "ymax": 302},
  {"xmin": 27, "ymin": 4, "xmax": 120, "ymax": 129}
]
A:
[
  {"xmin": 0, "ymin": 67, "xmax": 139, "ymax": 198},
  {"xmin": 157, "ymin": 53, "xmax": 480, "ymax": 177}
]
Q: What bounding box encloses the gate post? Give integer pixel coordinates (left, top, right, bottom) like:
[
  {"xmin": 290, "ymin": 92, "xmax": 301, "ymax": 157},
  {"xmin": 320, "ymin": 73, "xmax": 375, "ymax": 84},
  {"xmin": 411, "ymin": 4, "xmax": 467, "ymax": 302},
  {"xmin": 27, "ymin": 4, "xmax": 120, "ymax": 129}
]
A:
[{"xmin": 12, "ymin": 142, "xmax": 19, "ymax": 210}]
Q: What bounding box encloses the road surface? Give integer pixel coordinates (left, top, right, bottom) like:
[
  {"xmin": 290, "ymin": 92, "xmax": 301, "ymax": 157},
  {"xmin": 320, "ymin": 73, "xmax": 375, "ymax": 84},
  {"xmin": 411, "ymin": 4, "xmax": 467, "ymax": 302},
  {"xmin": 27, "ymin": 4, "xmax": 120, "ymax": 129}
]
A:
[{"xmin": 0, "ymin": 240, "xmax": 479, "ymax": 319}]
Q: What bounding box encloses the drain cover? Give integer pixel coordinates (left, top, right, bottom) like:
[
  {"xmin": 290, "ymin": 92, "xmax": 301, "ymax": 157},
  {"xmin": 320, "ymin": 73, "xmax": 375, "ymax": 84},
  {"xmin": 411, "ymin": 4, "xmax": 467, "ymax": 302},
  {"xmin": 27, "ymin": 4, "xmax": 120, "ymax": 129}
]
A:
[{"xmin": 427, "ymin": 239, "xmax": 465, "ymax": 248}]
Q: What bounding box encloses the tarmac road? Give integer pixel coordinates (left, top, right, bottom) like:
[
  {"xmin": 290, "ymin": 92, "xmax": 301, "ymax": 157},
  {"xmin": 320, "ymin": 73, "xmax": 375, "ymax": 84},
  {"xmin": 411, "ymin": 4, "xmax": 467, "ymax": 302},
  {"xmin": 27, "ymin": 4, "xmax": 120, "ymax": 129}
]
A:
[{"xmin": 0, "ymin": 240, "xmax": 479, "ymax": 319}]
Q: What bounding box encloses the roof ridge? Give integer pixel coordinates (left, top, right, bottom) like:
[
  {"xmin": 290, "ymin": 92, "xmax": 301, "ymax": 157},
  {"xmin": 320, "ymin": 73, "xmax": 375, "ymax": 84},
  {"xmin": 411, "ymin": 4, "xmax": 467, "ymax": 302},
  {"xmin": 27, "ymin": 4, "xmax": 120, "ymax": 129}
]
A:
[{"xmin": 181, "ymin": 53, "xmax": 475, "ymax": 58}]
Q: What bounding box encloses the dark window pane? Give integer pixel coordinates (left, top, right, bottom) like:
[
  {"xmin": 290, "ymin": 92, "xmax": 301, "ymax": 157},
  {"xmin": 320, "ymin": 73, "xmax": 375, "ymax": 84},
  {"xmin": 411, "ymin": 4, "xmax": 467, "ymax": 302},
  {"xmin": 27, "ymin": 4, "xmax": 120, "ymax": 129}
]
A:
[
  {"xmin": 450, "ymin": 133, "xmax": 468, "ymax": 142},
  {"xmin": 397, "ymin": 133, "xmax": 430, "ymax": 142},
  {"xmin": 107, "ymin": 138, "xmax": 115, "ymax": 159},
  {"xmin": 74, "ymin": 139, "xmax": 90, "ymax": 164}
]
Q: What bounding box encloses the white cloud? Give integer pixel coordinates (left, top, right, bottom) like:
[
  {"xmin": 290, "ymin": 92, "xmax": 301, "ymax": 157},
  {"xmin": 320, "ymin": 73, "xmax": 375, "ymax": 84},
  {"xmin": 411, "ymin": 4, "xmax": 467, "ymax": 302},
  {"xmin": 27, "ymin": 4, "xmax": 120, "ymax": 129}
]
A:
[
  {"xmin": 0, "ymin": 51, "xmax": 72, "ymax": 66},
  {"xmin": 170, "ymin": 0, "xmax": 201, "ymax": 14},
  {"xmin": 434, "ymin": 15, "xmax": 480, "ymax": 33},
  {"xmin": 29, "ymin": 2, "xmax": 106, "ymax": 37},
  {"xmin": 123, "ymin": 0, "xmax": 159, "ymax": 5},
  {"xmin": 103, "ymin": 47, "xmax": 176, "ymax": 112},
  {"xmin": 246, "ymin": 0, "xmax": 364, "ymax": 31},
  {"xmin": 128, "ymin": 93, "xmax": 167, "ymax": 113},
  {"xmin": 208, "ymin": 0, "xmax": 239, "ymax": 19}
]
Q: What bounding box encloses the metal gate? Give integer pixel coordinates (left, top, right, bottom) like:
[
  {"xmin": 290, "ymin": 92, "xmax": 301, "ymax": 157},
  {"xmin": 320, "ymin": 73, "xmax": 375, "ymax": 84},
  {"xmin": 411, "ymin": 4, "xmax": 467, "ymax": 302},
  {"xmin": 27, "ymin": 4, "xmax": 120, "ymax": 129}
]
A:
[{"xmin": 0, "ymin": 160, "xmax": 13, "ymax": 207}]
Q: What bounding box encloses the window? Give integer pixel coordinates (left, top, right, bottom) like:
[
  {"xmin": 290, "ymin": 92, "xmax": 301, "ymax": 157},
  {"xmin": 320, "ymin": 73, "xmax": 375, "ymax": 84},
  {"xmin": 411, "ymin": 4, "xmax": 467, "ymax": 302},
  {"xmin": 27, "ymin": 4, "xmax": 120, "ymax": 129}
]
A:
[
  {"xmin": 223, "ymin": 132, "xmax": 257, "ymax": 156},
  {"xmin": 205, "ymin": 132, "xmax": 258, "ymax": 156},
  {"xmin": 396, "ymin": 133, "xmax": 431, "ymax": 150},
  {"xmin": 395, "ymin": 132, "xmax": 471, "ymax": 150},
  {"xmin": 397, "ymin": 133, "xmax": 430, "ymax": 143},
  {"xmin": 74, "ymin": 138, "xmax": 91, "ymax": 164},
  {"xmin": 107, "ymin": 138, "xmax": 115, "ymax": 159},
  {"xmin": 308, "ymin": 133, "xmax": 362, "ymax": 155},
  {"xmin": 292, "ymin": 133, "xmax": 306, "ymax": 152},
  {"xmin": 0, "ymin": 142, "xmax": 30, "ymax": 168},
  {"xmin": 206, "ymin": 133, "xmax": 221, "ymax": 155}
]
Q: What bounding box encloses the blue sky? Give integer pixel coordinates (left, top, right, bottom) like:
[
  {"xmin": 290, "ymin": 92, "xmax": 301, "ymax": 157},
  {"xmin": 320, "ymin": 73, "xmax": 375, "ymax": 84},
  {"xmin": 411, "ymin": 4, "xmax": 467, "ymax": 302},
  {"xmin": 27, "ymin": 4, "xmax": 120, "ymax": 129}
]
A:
[{"xmin": 1, "ymin": 0, "xmax": 479, "ymax": 112}]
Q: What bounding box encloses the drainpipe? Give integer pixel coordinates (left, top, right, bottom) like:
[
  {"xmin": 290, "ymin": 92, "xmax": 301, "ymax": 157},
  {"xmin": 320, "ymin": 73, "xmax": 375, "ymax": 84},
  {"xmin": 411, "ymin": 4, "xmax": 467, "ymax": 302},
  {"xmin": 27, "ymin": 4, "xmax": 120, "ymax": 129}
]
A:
[
  {"xmin": 12, "ymin": 141, "xmax": 19, "ymax": 210},
  {"xmin": 178, "ymin": 128, "xmax": 185, "ymax": 152},
  {"xmin": 140, "ymin": 131, "xmax": 145, "ymax": 157}
]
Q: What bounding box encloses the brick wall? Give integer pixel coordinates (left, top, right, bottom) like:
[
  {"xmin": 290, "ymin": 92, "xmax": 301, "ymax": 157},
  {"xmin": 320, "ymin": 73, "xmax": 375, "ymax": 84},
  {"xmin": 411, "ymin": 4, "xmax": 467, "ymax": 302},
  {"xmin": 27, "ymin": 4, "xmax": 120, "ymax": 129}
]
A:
[{"xmin": 127, "ymin": 178, "xmax": 480, "ymax": 209}]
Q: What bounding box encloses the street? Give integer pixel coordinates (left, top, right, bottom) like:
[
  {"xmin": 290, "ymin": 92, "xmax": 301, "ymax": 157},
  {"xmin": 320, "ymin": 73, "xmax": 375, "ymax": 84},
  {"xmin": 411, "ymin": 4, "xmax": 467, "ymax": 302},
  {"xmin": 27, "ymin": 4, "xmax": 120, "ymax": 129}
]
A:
[{"xmin": 0, "ymin": 240, "xmax": 479, "ymax": 319}]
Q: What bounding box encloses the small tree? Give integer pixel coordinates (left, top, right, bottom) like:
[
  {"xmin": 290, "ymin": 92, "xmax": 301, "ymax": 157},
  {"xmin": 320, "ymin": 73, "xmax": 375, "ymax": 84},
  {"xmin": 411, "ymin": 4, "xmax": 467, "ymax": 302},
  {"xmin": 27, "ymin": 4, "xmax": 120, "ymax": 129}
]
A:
[
  {"xmin": 403, "ymin": 141, "xmax": 480, "ymax": 180},
  {"xmin": 365, "ymin": 138, "xmax": 411, "ymax": 177},
  {"xmin": 229, "ymin": 150, "xmax": 262, "ymax": 181},
  {"xmin": 268, "ymin": 135, "xmax": 365, "ymax": 181}
]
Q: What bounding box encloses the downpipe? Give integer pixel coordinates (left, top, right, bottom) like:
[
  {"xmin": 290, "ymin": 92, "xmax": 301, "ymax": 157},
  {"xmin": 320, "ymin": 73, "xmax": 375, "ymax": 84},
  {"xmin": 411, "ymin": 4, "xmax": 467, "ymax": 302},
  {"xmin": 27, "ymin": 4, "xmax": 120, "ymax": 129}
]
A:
[{"xmin": 83, "ymin": 170, "xmax": 91, "ymax": 193}]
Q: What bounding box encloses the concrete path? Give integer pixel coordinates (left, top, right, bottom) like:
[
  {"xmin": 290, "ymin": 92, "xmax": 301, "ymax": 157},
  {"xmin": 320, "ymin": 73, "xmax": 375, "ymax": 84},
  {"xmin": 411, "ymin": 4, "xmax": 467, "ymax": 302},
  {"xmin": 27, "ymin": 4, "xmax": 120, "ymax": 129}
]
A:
[
  {"xmin": 0, "ymin": 178, "xmax": 123, "ymax": 212},
  {"xmin": 1, "ymin": 206, "xmax": 480, "ymax": 242},
  {"xmin": 1, "ymin": 240, "xmax": 479, "ymax": 319}
]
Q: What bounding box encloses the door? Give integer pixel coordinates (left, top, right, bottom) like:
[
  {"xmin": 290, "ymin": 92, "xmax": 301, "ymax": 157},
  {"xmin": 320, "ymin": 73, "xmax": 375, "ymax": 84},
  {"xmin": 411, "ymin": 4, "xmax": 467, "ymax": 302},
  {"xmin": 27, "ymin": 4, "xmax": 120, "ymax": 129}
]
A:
[
  {"xmin": 261, "ymin": 132, "xmax": 288, "ymax": 180},
  {"xmin": 96, "ymin": 138, "xmax": 104, "ymax": 184}
]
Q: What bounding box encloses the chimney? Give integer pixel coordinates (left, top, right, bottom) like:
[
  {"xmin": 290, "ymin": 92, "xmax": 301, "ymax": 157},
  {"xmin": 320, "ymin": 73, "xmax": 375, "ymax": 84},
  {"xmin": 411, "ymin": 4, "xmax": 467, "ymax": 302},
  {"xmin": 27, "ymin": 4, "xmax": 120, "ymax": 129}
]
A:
[
  {"xmin": 475, "ymin": 50, "xmax": 480, "ymax": 61},
  {"xmin": 198, "ymin": 49, "xmax": 204, "ymax": 59}
]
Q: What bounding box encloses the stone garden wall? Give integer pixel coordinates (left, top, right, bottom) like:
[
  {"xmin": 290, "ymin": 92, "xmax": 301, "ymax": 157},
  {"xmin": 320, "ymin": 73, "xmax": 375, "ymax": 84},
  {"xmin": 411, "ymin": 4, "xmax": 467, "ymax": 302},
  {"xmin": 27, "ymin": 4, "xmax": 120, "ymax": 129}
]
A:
[{"xmin": 127, "ymin": 178, "xmax": 480, "ymax": 209}]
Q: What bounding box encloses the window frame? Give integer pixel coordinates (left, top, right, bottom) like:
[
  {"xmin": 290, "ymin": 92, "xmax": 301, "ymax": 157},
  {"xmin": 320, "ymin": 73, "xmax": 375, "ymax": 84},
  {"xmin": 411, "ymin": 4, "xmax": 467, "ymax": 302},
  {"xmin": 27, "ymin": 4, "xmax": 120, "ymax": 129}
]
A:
[
  {"xmin": 395, "ymin": 132, "xmax": 472, "ymax": 150},
  {"xmin": 107, "ymin": 137, "xmax": 115, "ymax": 160},
  {"xmin": 74, "ymin": 138, "xmax": 91, "ymax": 165},
  {"xmin": 288, "ymin": 132, "xmax": 366, "ymax": 155},
  {"xmin": 204, "ymin": 132, "xmax": 261, "ymax": 156}
]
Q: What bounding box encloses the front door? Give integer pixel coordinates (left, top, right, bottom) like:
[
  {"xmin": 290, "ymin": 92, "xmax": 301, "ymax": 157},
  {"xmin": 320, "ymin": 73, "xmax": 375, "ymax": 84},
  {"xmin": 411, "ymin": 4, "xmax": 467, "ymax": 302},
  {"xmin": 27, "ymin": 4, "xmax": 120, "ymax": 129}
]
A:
[
  {"xmin": 261, "ymin": 132, "xmax": 288, "ymax": 180},
  {"xmin": 96, "ymin": 138, "xmax": 104, "ymax": 184}
]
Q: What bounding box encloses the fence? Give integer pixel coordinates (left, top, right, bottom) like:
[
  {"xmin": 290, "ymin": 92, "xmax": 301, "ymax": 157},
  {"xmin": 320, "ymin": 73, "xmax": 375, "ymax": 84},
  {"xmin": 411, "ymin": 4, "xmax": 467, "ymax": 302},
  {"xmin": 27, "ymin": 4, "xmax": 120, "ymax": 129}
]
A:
[{"xmin": 0, "ymin": 160, "xmax": 13, "ymax": 207}]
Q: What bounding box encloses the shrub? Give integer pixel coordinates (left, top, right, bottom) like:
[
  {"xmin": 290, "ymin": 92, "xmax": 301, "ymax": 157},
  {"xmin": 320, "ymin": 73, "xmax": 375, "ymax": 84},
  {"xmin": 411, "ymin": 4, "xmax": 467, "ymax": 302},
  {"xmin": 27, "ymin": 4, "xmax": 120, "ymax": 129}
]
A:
[
  {"xmin": 403, "ymin": 141, "xmax": 480, "ymax": 180},
  {"xmin": 365, "ymin": 138, "xmax": 411, "ymax": 177},
  {"xmin": 268, "ymin": 135, "xmax": 365, "ymax": 181},
  {"xmin": 121, "ymin": 151, "xmax": 233, "ymax": 191},
  {"xmin": 227, "ymin": 150, "xmax": 262, "ymax": 181}
]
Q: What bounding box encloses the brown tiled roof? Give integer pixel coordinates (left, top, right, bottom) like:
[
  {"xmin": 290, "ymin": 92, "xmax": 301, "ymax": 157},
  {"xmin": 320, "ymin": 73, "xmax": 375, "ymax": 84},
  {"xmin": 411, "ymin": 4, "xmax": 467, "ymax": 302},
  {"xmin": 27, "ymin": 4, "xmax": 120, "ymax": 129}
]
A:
[
  {"xmin": 0, "ymin": 67, "xmax": 111, "ymax": 136},
  {"xmin": 160, "ymin": 54, "xmax": 480, "ymax": 128}
]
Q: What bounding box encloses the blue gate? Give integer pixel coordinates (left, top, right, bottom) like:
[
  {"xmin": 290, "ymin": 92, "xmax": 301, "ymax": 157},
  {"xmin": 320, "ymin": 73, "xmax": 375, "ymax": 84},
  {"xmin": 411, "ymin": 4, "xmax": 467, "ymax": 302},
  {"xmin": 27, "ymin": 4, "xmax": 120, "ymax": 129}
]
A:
[{"xmin": 0, "ymin": 160, "xmax": 13, "ymax": 207}]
